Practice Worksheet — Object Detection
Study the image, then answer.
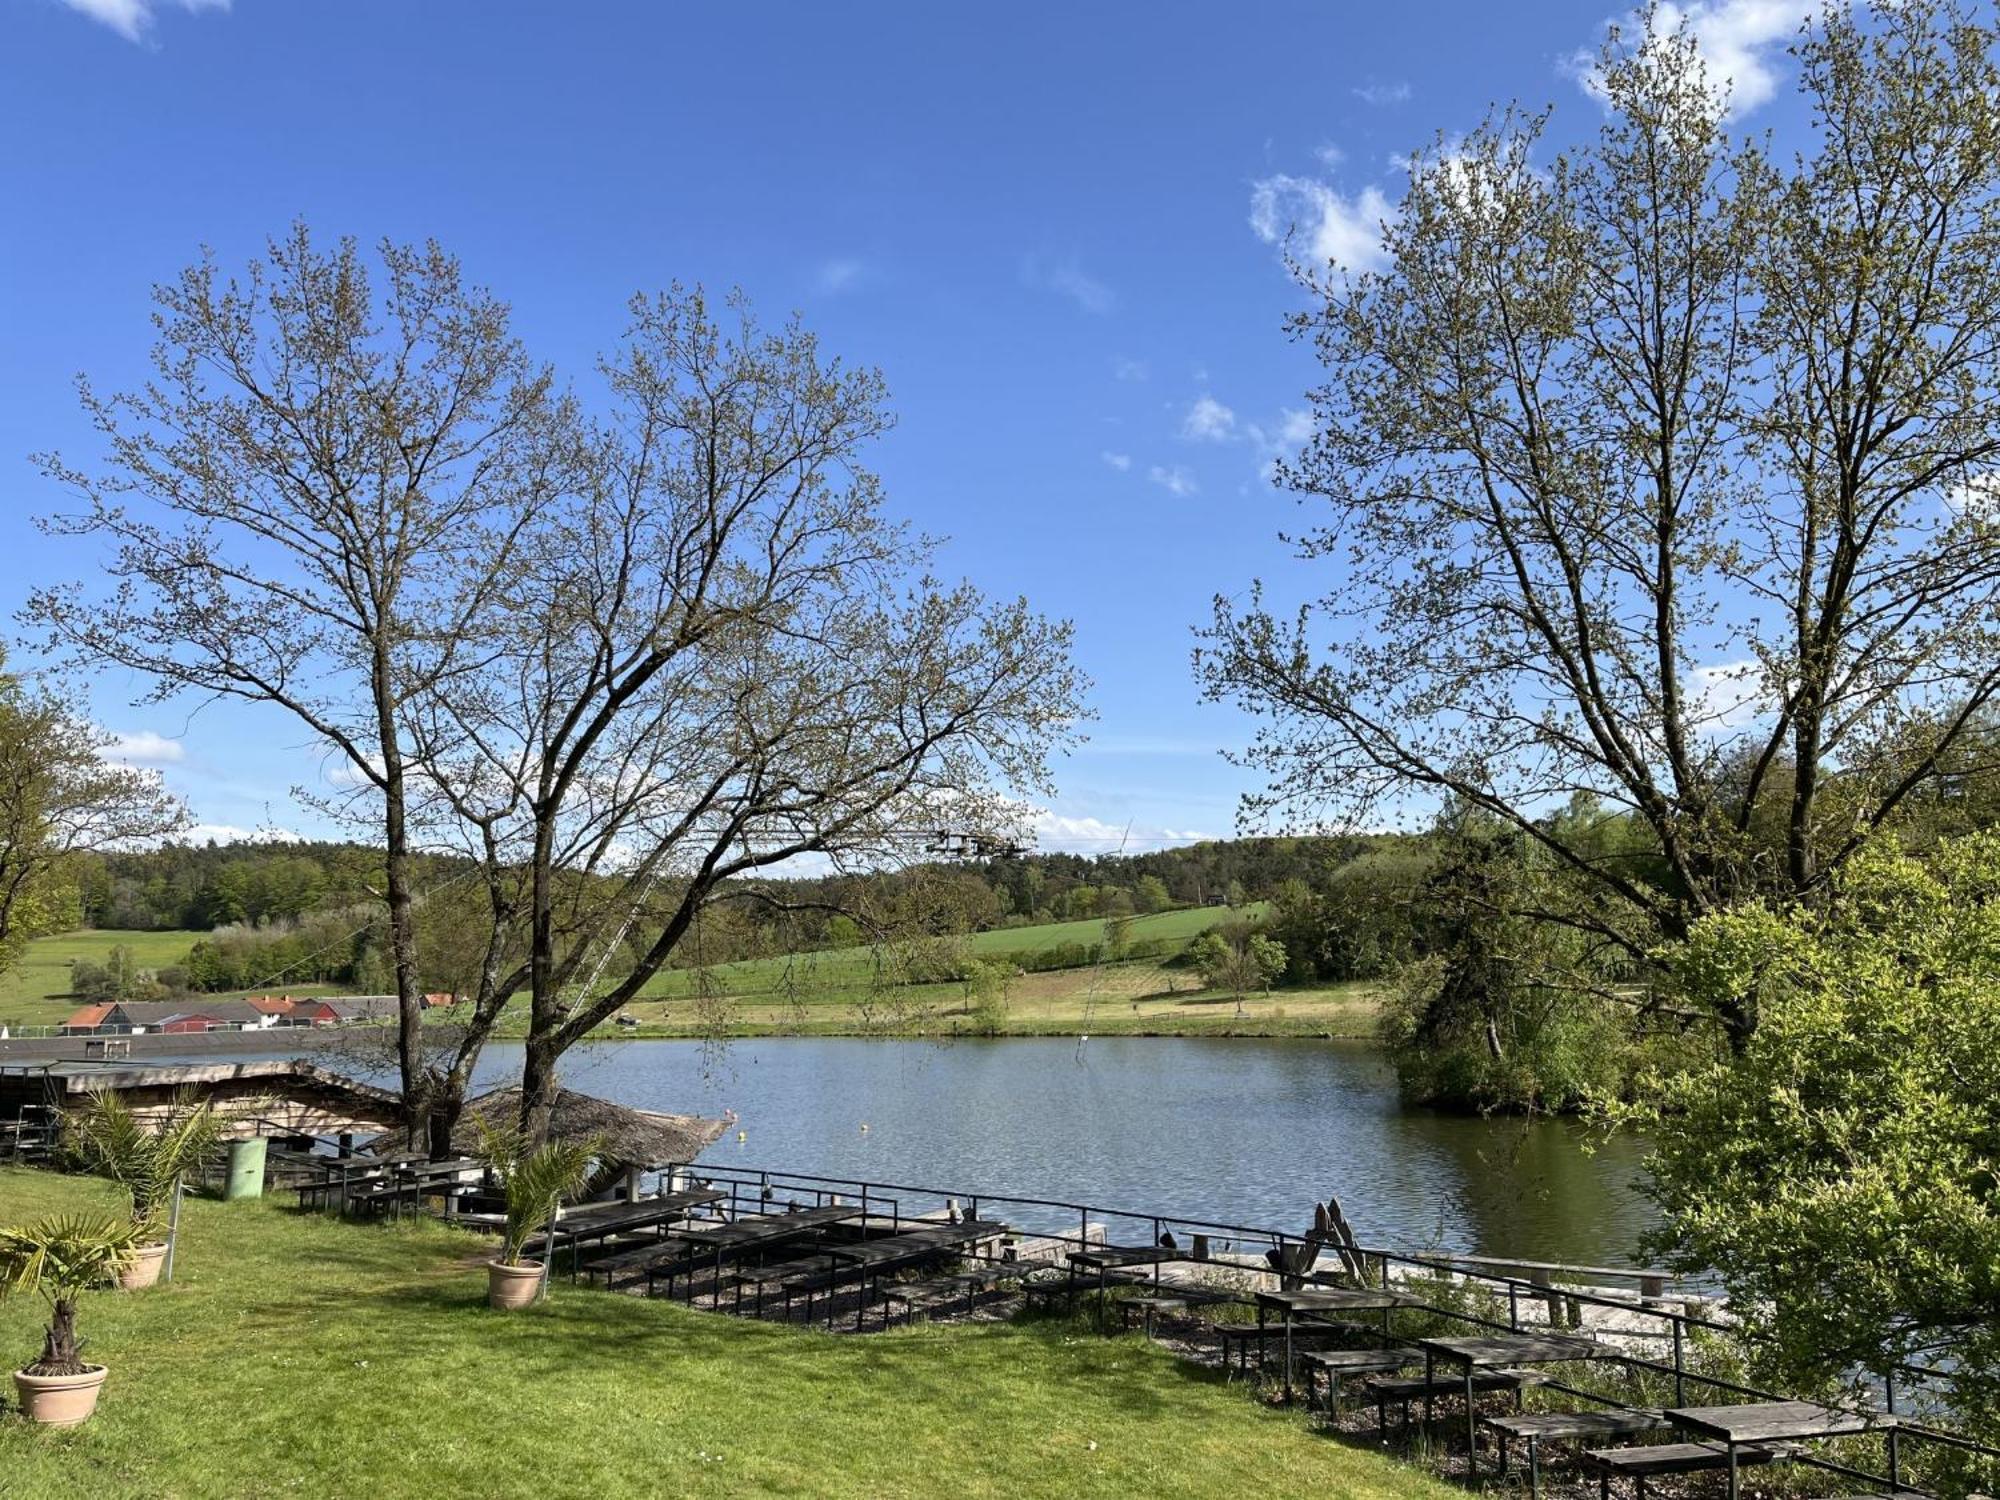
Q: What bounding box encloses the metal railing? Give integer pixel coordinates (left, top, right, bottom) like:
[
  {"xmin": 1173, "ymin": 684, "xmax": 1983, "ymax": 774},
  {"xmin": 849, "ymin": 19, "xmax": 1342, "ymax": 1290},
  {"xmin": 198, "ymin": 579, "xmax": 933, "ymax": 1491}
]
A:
[{"xmin": 663, "ymin": 1158, "xmax": 2000, "ymax": 1491}]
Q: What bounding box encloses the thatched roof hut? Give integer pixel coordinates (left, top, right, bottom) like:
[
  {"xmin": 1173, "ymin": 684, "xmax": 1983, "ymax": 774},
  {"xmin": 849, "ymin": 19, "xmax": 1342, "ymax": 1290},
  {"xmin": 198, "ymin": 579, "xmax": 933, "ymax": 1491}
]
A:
[{"xmin": 452, "ymin": 1085, "xmax": 731, "ymax": 1168}]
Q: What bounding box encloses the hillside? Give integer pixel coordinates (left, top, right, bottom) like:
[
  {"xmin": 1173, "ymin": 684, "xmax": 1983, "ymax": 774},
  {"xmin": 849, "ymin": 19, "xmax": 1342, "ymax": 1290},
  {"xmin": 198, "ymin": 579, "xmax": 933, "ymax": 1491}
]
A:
[{"xmin": 0, "ymin": 904, "xmax": 1382, "ymax": 1039}]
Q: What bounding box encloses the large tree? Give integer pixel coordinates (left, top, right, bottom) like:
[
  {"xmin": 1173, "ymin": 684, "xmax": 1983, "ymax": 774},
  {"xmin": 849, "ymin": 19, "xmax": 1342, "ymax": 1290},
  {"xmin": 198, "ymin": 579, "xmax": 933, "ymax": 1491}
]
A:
[
  {"xmin": 1202, "ymin": 1, "xmax": 2000, "ymax": 1040},
  {"xmin": 0, "ymin": 662, "xmax": 185, "ymax": 974},
  {"xmin": 1641, "ymin": 831, "xmax": 2000, "ymax": 1448},
  {"xmin": 30, "ymin": 226, "xmax": 564, "ymax": 1137},
  {"xmin": 401, "ymin": 288, "xmax": 1084, "ymax": 1138}
]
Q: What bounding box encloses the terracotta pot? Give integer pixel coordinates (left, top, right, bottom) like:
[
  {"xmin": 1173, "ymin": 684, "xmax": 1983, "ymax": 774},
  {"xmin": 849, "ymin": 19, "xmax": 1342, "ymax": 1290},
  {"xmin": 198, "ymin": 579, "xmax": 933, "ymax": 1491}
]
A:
[
  {"xmin": 487, "ymin": 1259, "xmax": 544, "ymax": 1310},
  {"xmin": 117, "ymin": 1243, "xmax": 168, "ymax": 1291},
  {"xmin": 13, "ymin": 1365, "xmax": 108, "ymax": 1427}
]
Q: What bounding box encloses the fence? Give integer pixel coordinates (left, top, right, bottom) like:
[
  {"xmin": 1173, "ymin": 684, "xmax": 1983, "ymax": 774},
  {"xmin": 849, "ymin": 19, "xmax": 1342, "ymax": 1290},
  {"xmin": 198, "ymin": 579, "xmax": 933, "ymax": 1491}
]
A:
[{"xmin": 666, "ymin": 1158, "xmax": 2000, "ymax": 1491}]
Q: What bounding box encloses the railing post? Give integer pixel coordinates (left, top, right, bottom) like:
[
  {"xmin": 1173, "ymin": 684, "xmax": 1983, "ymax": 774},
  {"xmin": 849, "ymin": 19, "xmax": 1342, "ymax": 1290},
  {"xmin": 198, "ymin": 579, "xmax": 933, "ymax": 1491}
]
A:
[{"xmin": 1672, "ymin": 1316, "xmax": 1686, "ymax": 1406}]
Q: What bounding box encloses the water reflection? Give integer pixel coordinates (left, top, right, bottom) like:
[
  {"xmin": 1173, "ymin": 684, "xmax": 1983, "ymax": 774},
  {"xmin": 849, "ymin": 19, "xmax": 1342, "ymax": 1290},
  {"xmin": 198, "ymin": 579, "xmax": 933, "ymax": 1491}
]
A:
[{"xmin": 487, "ymin": 1036, "xmax": 1655, "ymax": 1266}]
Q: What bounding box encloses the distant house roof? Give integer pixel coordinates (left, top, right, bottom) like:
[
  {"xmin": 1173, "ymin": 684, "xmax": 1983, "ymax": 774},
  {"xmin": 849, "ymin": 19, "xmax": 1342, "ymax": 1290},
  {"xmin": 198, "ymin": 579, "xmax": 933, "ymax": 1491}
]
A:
[
  {"xmin": 323, "ymin": 996, "xmax": 399, "ymax": 1020},
  {"xmin": 421, "ymin": 992, "xmax": 459, "ymax": 1009},
  {"xmin": 246, "ymin": 997, "xmax": 298, "ymax": 1016},
  {"xmin": 112, "ymin": 999, "xmax": 266, "ymax": 1026},
  {"xmin": 62, "ymin": 1003, "xmax": 117, "ymax": 1030}
]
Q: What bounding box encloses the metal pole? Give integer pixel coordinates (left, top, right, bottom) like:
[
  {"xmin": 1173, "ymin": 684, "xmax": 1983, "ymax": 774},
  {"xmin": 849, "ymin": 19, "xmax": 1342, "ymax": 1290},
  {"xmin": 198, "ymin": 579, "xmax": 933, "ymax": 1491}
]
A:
[
  {"xmin": 1672, "ymin": 1317, "xmax": 1686, "ymax": 1406},
  {"xmin": 539, "ymin": 1214, "xmax": 558, "ymax": 1303},
  {"xmin": 163, "ymin": 1177, "xmax": 185, "ymax": 1283}
]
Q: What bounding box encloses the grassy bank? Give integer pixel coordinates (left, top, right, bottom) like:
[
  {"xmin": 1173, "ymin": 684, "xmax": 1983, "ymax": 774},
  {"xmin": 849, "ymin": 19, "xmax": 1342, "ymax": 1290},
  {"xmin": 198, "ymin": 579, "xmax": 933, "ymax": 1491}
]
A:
[
  {"xmin": 1, "ymin": 907, "xmax": 1384, "ymax": 1039},
  {"xmin": 0, "ymin": 1167, "xmax": 1451, "ymax": 1500}
]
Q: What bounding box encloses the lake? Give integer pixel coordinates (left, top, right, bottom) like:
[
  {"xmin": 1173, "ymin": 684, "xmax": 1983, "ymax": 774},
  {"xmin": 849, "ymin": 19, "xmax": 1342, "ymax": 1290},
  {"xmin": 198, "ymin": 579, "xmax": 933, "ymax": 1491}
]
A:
[{"xmin": 442, "ymin": 1035, "xmax": 1656, "ymax": 1267}]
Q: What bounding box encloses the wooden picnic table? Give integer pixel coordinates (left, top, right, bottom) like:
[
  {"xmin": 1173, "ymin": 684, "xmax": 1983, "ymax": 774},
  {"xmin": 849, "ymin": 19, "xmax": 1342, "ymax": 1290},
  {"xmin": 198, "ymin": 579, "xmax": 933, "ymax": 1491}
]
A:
[
  {"xmin": 524, "ymin": 1188, "xmax": 728, "ymax": 1269},
  {"xmin": 1254, "ymin": 1286, "xmax": 1405, "ymax": 1402},
  {"xmin": 1066, "ymin": 1243, "xmax": 1186, "ymax": 1307},
  {"xmin": 738, "ymin": 1219, "xmax": 1009, "ymax": 1328},
  {"xmin": 659, "ymin": 1204, "xmax": 866, "ymax": 1299},
  {"xmin": 1664, "ymin": 1400, "xmax": 1899, "ymax": 1500},
  {"xmin": 1413, "ymin": 1331, "xmax": 1605, "ymax": 1462}
]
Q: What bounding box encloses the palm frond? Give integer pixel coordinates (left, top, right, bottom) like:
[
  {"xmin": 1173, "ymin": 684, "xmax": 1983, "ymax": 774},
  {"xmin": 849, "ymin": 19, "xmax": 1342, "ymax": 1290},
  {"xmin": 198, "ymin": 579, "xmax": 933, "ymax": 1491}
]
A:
[
  {"xmin": 64, "ymin": 1088, "xmax": 222, "ymax": 1232},
  {"xmin": 0, "ymin": 1214, "xmax": 149, "ymax": 1299},
  {"xmin": 493, "ymin": 1135, "xmax": 600, "ymax": 1265}
]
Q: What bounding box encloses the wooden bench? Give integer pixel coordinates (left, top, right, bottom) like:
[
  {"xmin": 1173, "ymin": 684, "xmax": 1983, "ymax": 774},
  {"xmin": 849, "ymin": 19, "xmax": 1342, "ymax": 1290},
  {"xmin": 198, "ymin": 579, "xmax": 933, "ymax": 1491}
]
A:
[
  {"xmin": 1299, "ymin": 1347, "xmax": 1422, "ymax": 1416},
  {"xmin": 1581, "ymin": 1441, "xmax": 1785, "ymax": 1500},
  {"xmin": 1215, "ymin": 1322, "xmax": 1370, "ymax": 1381},
  {"xmin": 1483, "ymin": 1410, "xmax": 1667, "ymax": 1499},
  {"xmin": 880, "ymin": 1267, "xmax": 1020, "ymax": 1324},
  {"xmin": 1365, "ymin": 1369, "xmax": 1551, "ymax": 1435}
]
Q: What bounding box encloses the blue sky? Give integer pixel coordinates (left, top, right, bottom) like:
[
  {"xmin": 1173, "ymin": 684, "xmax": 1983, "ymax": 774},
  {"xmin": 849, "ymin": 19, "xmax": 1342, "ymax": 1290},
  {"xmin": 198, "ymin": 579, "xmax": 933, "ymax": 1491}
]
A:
[{"xmin": 0, "ymin": 0, "xmax": 1817, "ymax": 853}]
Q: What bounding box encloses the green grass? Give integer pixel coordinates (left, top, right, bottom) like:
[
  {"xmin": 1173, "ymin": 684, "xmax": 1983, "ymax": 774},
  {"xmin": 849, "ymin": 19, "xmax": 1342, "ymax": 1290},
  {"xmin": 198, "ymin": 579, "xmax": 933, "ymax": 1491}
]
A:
[
  {"xmin": 636, "ymin": 904, "xmax": 1250, "ymax": 1000},
  {"xmin": 0, "ymin": 905, "xmax": 1384, "ymax": 1040},
  {"xmin": 597, "ymin": 903, "xmax": 1384, "ymax": 1040},
  {"xmin": 0, "ymin": 929, "xmax": 347, "ymax": 1027},
  {"xmin": 0, "ymin": 1167, "xmax": 1453, "ymax": 1500},
  {"xmin": 0, "ymin": 931, "xmax": 202, "ymax": 1026}
]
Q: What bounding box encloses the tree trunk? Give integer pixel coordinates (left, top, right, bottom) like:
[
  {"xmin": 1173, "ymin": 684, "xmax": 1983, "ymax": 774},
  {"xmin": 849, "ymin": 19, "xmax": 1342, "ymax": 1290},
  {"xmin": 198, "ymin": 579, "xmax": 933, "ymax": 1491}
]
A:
[
  {"xmin": 519, "ymin": 1036, "xmax": 559, "ymax": 1146},
  {"xmin": 374, "ymin": 637, "xmax": 428, "ymax": 1152},
  {"xmin": 31, "ymin": 1296, "xmax": 83, "ymax": 1377}
]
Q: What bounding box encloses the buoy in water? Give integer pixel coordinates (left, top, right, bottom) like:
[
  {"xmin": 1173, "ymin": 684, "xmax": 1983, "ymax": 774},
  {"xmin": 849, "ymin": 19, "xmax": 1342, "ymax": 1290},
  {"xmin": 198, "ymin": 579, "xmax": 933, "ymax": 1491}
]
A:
[
  {"xmin": 736, "ymin": 1130, "xmax": 747, "ymax": 1143},
  {"xmin": 859, "ymin": 1122, "xmax": 869, "ymax": 1133}
]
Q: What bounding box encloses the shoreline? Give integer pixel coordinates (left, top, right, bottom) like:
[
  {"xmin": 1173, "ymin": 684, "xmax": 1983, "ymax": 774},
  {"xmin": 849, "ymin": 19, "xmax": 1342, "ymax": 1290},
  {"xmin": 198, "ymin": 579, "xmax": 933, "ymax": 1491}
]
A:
[{"xmin": 0, "ymin": 1014, "xmax": 1378, "ymax": 1064}]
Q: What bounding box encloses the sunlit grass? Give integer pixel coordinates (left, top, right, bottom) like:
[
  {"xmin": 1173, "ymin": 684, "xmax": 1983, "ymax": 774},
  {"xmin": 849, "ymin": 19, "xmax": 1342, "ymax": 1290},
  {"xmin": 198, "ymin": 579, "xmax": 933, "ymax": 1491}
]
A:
[{"xmin": 0, "ymin": 1167, "xmax": 1451, "ymax": 1500}]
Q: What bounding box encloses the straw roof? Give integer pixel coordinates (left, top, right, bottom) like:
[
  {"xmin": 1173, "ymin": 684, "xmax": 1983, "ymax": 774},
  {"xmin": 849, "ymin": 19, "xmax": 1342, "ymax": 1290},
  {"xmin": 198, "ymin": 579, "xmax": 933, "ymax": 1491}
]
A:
[{"xmin": 452, "ymin": 1085, "xmax": 731, "ymax": 1167}]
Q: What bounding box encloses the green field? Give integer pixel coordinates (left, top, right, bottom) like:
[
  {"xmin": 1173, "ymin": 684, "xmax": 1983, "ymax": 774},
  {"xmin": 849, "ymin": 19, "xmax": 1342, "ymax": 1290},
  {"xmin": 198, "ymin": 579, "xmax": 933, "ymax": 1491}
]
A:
[
  {"xmin": 0, "ymin": 930, "xmax": 202, "ymax": 1027},
  {"xmin": 611, "ymin": 902, "xmax": 1383, "ymax": 1038},
  {"xmin": 0, "ymin": 929, "xmax": 346, "ymax": 1028},
  {"xmin": 0, "ymin": 1167, "xmax": 1452, "ymax": 1500},
  {"xmin": 0, "ymin": 904, "xmax": 1384, "ymax": 1039}
]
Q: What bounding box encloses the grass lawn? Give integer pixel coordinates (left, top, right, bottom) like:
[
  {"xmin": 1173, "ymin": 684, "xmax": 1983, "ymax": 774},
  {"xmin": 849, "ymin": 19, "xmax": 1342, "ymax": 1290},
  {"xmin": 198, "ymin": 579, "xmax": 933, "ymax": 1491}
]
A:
[
  {"xmin": 0, "ymin": 931, "xmax": 202, "ymax": 1027},
  {"xmin": 0, "ymin": 931, "xmax": 348, "ymax": 1028},
  {"xmin": 0, "ymin": 905, "xmax": 1382, "ymax": 1040},
  {"xmin": 0, "ymin": 1167, "xmax": 1452, "ymax": 1500}
]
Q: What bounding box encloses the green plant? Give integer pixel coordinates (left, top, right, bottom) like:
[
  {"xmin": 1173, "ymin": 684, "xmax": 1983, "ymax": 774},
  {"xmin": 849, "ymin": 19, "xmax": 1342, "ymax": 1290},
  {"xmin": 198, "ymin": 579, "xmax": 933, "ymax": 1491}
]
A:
[
  {"xmin": 64, "ymin": 1089, "xmax": 221, "ymax": 1237},
  {"xmin": 0, "ymin": 1213, "xmax": 148, "ymax": 1375},
  {"xmin": 475, "ymin": 1121, "xmax": 599, "ymax": 1267}
]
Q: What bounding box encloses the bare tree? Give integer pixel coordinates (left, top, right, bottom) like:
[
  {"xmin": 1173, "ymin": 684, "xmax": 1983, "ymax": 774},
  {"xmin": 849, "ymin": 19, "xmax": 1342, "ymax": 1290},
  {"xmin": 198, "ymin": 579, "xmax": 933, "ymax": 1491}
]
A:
[
  {"xmin": 0, "ymin": 661, "xmax": 186, "ymax": 973},
  {"xmin": 403, "ymin": 288, "xmax": 1086, "ymax": 1138},
  {"xmin": 1201, "ymin": 1, "xmax": 2000, "ymax": 1039},
  {"xmin": 29, "ymin": 225, "xmax": 565, "ymax": 1135}
]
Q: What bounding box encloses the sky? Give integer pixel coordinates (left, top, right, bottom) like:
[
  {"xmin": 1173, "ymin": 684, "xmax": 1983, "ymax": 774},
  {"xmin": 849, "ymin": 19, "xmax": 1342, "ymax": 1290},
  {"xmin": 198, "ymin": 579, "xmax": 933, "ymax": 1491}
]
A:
[{"xmin": 0, "ymin": 0, "xmax": 1822, "ymax": 856}]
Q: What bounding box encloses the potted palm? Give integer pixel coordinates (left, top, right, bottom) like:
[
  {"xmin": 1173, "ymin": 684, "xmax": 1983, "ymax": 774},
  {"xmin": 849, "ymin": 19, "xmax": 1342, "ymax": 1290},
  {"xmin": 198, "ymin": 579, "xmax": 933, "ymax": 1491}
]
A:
[
  {"xmin": 1, "ymin": 1213, "xmax": 150, "ymax": 1425},
  {"xmin": 476, "ymin": 1122, "xmax": 598, "ymax": 1310},
  {"xmin": 63, "ymin": 1090, "xmax": 220, "ymax": 1289}
]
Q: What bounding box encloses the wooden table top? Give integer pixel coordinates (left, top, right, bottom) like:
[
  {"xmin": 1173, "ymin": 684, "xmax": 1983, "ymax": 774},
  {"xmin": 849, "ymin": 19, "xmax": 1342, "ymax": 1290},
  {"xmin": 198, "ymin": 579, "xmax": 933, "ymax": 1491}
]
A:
[
  {"xmin": 1254, "ymin": 1286, "xmax": 1402, "ymax": 1314},
  {"xmin": 1068, "ymin": 1244, "xmax": 1184, "ymax": 1270},
  {"xmin": 1414, "ymin": 1333, "xmax": 1604, "ymax": 1367},
  {"xmin": 664, "ymin": 1203, "xmax": 863, "ymax": 1248},
  {"xmin": 1666, "ymin": 1400, "xmax": 1895, "ymax": 1443}
]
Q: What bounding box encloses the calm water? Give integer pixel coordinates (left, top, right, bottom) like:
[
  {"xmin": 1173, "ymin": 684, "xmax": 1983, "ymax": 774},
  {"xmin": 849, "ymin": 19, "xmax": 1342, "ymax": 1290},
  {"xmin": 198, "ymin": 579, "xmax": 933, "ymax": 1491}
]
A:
[
  {"xmin": 460, "ymin": 1036, "xmax": 1656, "ymax": 1266},
  {"xmin": 139, "ymin": 1033, "xmax": 1652, "ymax": 1264}
]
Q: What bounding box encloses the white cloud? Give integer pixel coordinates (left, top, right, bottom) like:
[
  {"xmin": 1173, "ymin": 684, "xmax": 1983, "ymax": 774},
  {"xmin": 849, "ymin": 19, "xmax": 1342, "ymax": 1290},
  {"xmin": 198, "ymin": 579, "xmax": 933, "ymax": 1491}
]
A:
[
  {"xmin": 178, "ymin": 823, "xmax": 302, "ymax": 846},
  {"xmin": 1687, "ymin": 659, "xmax": 1770, "ymax": 731},
  {"xmin": 57, "ymin": 0, "xmax": 227, "ymax": 43},
  {"xmin": 1028, "ymin": 809, "xmax": 1213, "ymax": 852},
  {"xmin": 1568, "ymin": 0, "xmax": 1809, "ymax": 117},
  {"xmin": 1314, "ymin": 143, "xmax": 1347, "ymax": 168},
  {"xmin": 1024, "ymin": 254, "xmax": 1116, "ymax": 315},
  {"xmin": 101, "ymin": 730, "xmax": 185, "ymax": 767},
  {"xmin": 814, "ymin": 258, "xmax": 866, "ymax": 294},
  {"xmin": 1100, "ymin": 451, "xmax": 1133, "ymax": 472},
  {"xmin": 1248, "ymin": 175, "xmax": 1397, "ymax": 274},
  {"xmin": 1353, "ymin": 80, "xmax": 1413, "ymax": 106},
  {"xmin": 1181, "ymin": 394, "xmax": 1238, "ymax": 442},
  {"xmin": 1148, "ymin": 464, "xmax": 1198, "ymax": 498},
  {"xmin": 1945, "ymin": 473, "xmax": 2000, "ymax": 518},
  {"xmin": 1113, "ymin": 357, "xmax": 1149, "ymax": 382}
]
